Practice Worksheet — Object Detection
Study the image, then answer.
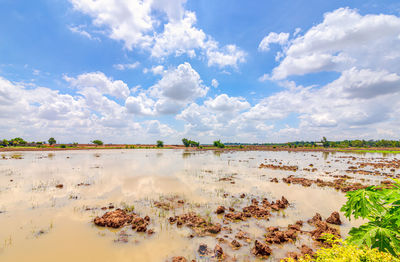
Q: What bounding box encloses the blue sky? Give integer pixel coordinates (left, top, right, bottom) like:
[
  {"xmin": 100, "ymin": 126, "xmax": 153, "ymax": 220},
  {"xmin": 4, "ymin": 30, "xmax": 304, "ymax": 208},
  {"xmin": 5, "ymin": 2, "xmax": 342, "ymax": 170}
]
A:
[{"xmin": 1, "ymin": 0, "xmax": 400, "ymax": 144}]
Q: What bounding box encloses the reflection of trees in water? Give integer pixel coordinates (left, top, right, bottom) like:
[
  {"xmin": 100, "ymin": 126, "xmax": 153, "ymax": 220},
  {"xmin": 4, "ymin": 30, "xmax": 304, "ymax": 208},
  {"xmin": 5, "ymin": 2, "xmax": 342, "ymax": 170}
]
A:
[
  {"xmin": 156, "ymin": 152, "xmax": 163, "ymax": 158},
  {"xmin": 182, "ymin": 152, "xmax": 193, "ymax": 159},
  {"xmin": 213, "ymin": 151, "xmax": 221, "ymax": 157},
  {"xmin": 322, "ymin": 152, "xmax": 329, "ymax": 160}
]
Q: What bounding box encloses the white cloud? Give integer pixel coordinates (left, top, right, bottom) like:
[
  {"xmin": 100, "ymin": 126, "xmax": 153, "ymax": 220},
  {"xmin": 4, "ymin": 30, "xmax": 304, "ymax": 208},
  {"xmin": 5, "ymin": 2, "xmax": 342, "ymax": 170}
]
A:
[
  {"xmin": 69, "ymin": 0, "xmax": 246, "ymax": 69},
  {"xmin": 206, "ymin": 44, "xmax": 246, "ymax": 68},
  {"xmin": 211, "ymin": 79, "xmax": 219, "ymax": 88},
  {"xmin": 68, "ymin": 25, "xmax": 99, "ymax": 41},
  {"xmin": 0, "ymin": 75, "xmax": 177, "ymax": 143},
  {"xmin": 149, "ymin": 62, "xmax": 208, "ymax": 102},
  {"xmin": 151, "ymin": 12, "xmax": 206, "ymax": 58},
  {"xmin": 125, "ymin": 93, "xmax": 155, "ymax": 116},
  {"xmin": 268, "ymin": 7, "xmax": 400, "ymax": 79},
  {"xmin": 258, "ymin": 32, "xmax": 290, "ymax": 52},
  {"xmin": 204, "ymin": 94, "xmax": 250, "ymax": 112},
  {"xmin": 113, "ymin": 62, "xmax": 140, "ymax": 70},
  {"xmin": 64, "ymin": 72, "xmax": 130, "ymax": 99},
  {"xmin": 126, "ymin": 62, "xmax": 208, "ymax": 115},
  {"xmin": 143, "ymin": 65, "xmax": 164, "ymax": 75}
]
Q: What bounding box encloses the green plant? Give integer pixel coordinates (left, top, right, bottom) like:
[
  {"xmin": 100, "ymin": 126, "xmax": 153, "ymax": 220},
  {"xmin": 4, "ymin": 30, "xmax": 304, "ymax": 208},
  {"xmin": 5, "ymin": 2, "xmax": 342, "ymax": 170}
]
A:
[
  {"xmin": 182, "ymin": 138, "xmax": 200, "ymax": 147},
  {"xmin": 156, "ymin": 140, "xmax": 164, "ymax": 147},
  {"xmin": 283, "ymin": 235, "xmax": 399, "ymax": 262},
  {"xmin": 213, "ymin": 140, "xmax": 225, "ymax": 148},
  {"xmin": 48, "ymin": 137, "xmax": 56, "ymax": 145},
  {"xmin": 60, "ymin": 144, "xmax": 66, "ymax": 148},
  {"xmin": 91, "ymin": 140, "xmax": 103, "ymax": 146},
  {"xmin": 341, "ymin": 180, "xmax": 400, "ymax": 256}
]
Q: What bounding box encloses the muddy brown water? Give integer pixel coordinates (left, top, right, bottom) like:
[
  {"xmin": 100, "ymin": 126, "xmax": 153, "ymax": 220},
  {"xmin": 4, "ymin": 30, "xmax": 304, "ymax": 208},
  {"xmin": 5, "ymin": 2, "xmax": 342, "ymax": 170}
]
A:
[{"xmin": 0, "ymin": 149, "xmax": 398, "ymax": 261}]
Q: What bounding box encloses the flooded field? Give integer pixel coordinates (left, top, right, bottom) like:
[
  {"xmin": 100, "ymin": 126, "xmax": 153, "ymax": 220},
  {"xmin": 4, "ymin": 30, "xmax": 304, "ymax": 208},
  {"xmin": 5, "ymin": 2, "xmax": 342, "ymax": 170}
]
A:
[{"xmin": 0, "ymin": 149, "xmax": 398, "ymax": 261}]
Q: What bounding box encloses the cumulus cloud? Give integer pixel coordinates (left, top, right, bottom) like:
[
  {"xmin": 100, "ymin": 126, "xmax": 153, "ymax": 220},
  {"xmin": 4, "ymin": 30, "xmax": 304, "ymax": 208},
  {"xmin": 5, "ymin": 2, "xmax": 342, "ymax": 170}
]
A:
[
  {"xmin": 258, "ymin": 32, "xmax": 290, "ymax": 52},
  {"xmin": 0, "ymin": 75, "xmax": 177, "ymax": 143},
  {"xmin": 69, "ymin": 0, "xmax": 246, "ymax": 68},
  {"xmin": 125, "ymin": 62, "xmax": 208, "ymax": 115},
  {"xmin": 204, "ymin": 94, "xmax": 250, "ymax": 112},
  {"xmin": 64, "ymin": 72, "xmax": 130, "ymax": 99},
  {"xmin": 206, "ymin": 44, "xmax": 246, "ymax": 69},
  {"xmin": 267, "ymin": 7, "xmax": 400, "ymax": 79}
]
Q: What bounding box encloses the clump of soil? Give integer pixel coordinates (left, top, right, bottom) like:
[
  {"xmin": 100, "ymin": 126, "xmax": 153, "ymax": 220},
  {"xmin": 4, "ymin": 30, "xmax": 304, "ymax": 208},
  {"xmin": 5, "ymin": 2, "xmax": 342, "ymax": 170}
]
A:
[
  {"xmin": 214, "ymin": 244, "xmax": 225, "ymax": 260},
  {"xmin": 235, "ymin": 230, "xmax": 251, "ymax": 242},
  {"xmin": 259, "ymin": 163, "xmax": 298, "ymax": 171},
  {"xmin": 308, "ymin": 213, "xmax": 340, "ymax": 241},
  {"xmin": 224, "ymin": 196, "xmax": 288, "ymax": 222},
  {"xmin": 94, "ymin": 209, "xmax": 133, "ymax": 228},
  {"xmin": 171, "ymin": 257, "xmax": 192, "ymax": 262},
  {"xmin": 326, "ymin": 211, "xmax": 341, "ymax": 225},
  {"xmin": 282, "ymin": 175, "xmax": 368, "ymax": 192},
  {"xmin": 230, "ymin": 239, "xmax": 242, "ymax": 250},
  {"xmin": 215, "ymin": 206, "xmax": 225, "ymax": 214},
  {"xmin": 286, "ymin": 245, "xmax": 315, "ymax": 261},
  {"xmin": 55, "ymin": 184, "xmax": 63, "ymax": 189},
  {"xmin": 252, "ymin": 240, "xmax": 272, "ymax": 257},
  {"xmin": 265, "ymin": 221, "xmax": 302, "ymax": 244},
  {"xmin": 131, "ymin": 215, "xmax": 150, "ymax": 233},
  {"xmin": 169, "ymin": 212, "xmax": 221, "ymax": 236}
]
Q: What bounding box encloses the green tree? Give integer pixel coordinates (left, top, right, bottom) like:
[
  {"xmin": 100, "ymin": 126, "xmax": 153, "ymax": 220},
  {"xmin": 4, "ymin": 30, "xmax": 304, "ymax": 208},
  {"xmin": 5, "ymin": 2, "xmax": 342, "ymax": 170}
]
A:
[
  {"xmin": 91, "ymin": 140, "xmax": 103, "ymax": 146},
  {"xmin": 48, "ymin": 137, "xmax": 56, "ymax": 145},
  {"xmin": 182, "ymin": 138, "xmax": 200, "ymax": 147},
  {"xmin": 182, "ymin": 138, "xmax": 190, "ymax": 147},
  {"xmin": 321, "ymin": 137, "xmax": 329, "ymax": 148},
  {"xmin": 156, "ymin": 140, "xmax": 164, "ymax": 147},
  {"xmin": 1, "ymin": 139, "xmax": 9, "ymax": 147},
  {"xmin": 213, "ymin": 140, "xmax": 225, "ymax": 148}
]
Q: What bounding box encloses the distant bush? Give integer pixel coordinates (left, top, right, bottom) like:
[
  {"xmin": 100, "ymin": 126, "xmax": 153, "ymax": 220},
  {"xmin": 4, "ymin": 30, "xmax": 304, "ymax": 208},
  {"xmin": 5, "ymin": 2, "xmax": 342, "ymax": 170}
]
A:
[
  {"xmin": 60, "ymin": 144, "xmax": 66, "ymax": 148},
  {"xmin": 182, "ymin": 138, "xmax": 200, "ymax": 147},
  {"xmin": 156, "ymin": 140, "xmax": 164, "ymax": 148},
  {"xmin": 48, "ymin": 137, "xmax": 56, "ymax": 145},
  {"xmin": 213, "ymin": 140, "xmax": 225, "ymax": 148},
  {"xmin": 91, "ymin": 140, "xmax": 103, "ymax": 146}
]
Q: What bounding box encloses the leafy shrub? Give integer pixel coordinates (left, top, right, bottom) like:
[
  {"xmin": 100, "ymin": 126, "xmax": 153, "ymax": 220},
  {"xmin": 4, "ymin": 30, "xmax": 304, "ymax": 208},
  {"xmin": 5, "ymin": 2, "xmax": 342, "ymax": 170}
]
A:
[
  {"xmin": 48, "ymin": 137, "xmax": 56, "ymax": 145},
  {"xmin": 60, "ymin": 144, "xmax": 66, "ymax": 148},
  {"xmin": 340, "ymin": 180, "xmax": 400, "ymax": 256},
  {"xmin": 91, "ymin": 140, "xmax": 103, "ymax": 146},
  {"xmin": 156, "ymin": 140, "xmax": 164, "ymax": 147},
  {"xmin": 283, "ymin": 235, "xmax": 399, "ymax": 262},
  {"xmin": 182, "ymin": 138, "xmax": 200, "ymax": 147},
  {"xmin": 213, "ymin": 140, "xmax": 225, "ymax": 148}
]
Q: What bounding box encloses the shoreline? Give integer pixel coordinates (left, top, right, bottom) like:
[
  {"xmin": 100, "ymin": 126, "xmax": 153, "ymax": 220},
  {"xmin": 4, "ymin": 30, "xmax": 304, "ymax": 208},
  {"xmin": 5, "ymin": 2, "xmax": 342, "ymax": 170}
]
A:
[{"xmin": 1, "ymin": 145, "xmax": 399, "ymax": 154}]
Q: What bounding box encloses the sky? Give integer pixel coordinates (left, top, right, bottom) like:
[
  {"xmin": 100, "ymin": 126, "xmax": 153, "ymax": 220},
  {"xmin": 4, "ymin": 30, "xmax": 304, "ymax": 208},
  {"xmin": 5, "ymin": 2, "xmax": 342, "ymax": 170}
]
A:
[{"xmin": 1, "ymin": 0, "xmax": 400, "ymax": 144}]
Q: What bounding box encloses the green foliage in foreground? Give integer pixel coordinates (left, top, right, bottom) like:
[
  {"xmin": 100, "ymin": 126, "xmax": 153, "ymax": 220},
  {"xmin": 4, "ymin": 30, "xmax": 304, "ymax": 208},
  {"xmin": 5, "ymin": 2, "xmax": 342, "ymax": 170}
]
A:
[
  {"xmin": 283, "ymin": 235, "xmax": 399, "ymax": 262},
  {"xmin": 213, "ymin": 140, "xmax": 225, "ymax": 148},
  {"xmin": 341, "ymin": 180, "xmax": 400, "ymax": 256}
]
